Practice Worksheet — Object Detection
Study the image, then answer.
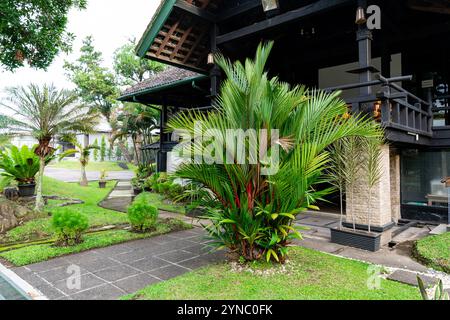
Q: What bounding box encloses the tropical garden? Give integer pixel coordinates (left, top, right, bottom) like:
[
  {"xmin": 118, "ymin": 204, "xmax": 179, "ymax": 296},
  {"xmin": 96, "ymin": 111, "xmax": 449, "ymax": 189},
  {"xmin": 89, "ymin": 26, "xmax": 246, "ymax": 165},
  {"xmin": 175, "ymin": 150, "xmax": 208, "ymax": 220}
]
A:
[{"xmin": 0, "ymin": 1, "xmax": 447, "ymax": 301}]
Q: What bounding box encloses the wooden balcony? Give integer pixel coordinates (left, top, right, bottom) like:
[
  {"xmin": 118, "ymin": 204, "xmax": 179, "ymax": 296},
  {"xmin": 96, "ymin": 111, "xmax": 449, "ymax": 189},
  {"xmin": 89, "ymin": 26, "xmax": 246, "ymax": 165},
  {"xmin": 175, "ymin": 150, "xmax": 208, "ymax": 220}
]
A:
[{"xmin": 326, "ymin": 75, "xmax": 433, "ymax": 146}]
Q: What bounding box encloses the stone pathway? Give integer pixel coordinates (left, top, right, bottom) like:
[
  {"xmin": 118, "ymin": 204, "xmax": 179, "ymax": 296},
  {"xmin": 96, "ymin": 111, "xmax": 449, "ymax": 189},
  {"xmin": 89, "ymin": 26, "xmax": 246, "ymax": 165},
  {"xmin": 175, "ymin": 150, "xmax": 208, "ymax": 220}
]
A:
[
  {"xmin": 99, "ymin": 181, "xmax": 133, "ymax": 213},
  {"xmin": 11, "ymin": 228, "xmax": 224, "ymax": 300}
]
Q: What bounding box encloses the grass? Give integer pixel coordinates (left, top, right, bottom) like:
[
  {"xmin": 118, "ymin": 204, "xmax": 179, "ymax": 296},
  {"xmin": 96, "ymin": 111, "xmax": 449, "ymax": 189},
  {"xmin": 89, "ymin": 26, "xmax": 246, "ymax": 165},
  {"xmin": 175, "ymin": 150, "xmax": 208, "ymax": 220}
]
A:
[
  {"xmin": 0, "ymin": 219, "xmax": 192, "ymax": 266},
  {"xmin": 1, "ymin": 177, "xmax": 129, "ymax": 243},
  {"xmin": 48, "ymin": 160, "xmax": 136, "ymax": 172},
  {"xmin": 123, "ymin": 247, "xmax": 420, "ymax": 300},
  {"xmin": 139, "ymin": 192, "xmax": 185, "ymax": 214},
  {"xmin": 413, "ymin": 232, "xmax": 450, "ymax": 273}
]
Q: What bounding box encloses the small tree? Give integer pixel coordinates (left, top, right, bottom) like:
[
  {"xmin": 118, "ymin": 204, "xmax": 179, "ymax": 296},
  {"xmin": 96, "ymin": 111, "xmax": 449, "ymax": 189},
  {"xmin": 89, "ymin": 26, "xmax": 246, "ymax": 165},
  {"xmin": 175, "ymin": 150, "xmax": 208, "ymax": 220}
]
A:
[
  {"xmin": 59, "ymin": 135, "xmax": 100, "ymax": 186},
  {"xmin": 115, "ymin": 145, "xmax": 122, "ymax": 161},
  {"xmin": 329, "ymin": 140, "xmax": 348, "ymax": 229},
  {"xmin": 92, "ymin": 138, "xmax": 99, "ymax": 161},
  {"xmin": 107, "ymin": 144, "xmax": 113, "ymax": 160},
  {"xmin": 100, "ymin": 135, "xmax": 106, "ymax": 162}
]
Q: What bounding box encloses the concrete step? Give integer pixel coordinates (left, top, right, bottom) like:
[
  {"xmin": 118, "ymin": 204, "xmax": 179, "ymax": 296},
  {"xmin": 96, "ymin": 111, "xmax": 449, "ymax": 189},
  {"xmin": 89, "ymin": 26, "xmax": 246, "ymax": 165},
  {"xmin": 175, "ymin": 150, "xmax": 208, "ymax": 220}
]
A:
[
  {"xmin": 387, "ymin": 270, "xmax": 439, "ymax": 287},
  {"xmin": 429, "ymin": 224, "xmax": 450, "ymax": 235}
]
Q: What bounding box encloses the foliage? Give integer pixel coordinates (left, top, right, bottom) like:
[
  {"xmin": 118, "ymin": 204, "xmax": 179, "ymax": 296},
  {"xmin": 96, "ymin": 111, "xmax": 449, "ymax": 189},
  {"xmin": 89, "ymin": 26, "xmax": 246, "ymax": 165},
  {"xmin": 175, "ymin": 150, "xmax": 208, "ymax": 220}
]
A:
[
  {"xmin": 115, "ymin": 145, "xmax": 122, "ymax": 160},
  {"xmin": 413, "ymin": 232, "xmax": 450, "ymax": 273},
  {"xmin": 92, "ymin": 138, "xmax": 99, "ymax": 161},
  {"xmin": 127, "ymin": 194, "xmax": 159, "ymax": 232},
  {"xmin": 51, "ymin": 207, "xmax": 89, "ymax": 246},
  {"xmin": 136, "ymin": 163, "xmax": 155, "ymax": 180},
  {"xmin": 99, "ymin": 169, "xmax": 108, "ymax": 182},
  {"xmin": 0, "ymin": 0, "xmax": 87, "ymax": 70},
  {"xmin": 123, "ymin": 246, "xmax": 420, "ymax": 300},
  {"xmin": 100, "ymin": 135, "xmax": 107, "ymax": 162},
  {"xmin": 417, "ymin": 276, "xmax": 449, "ymax": 300},
  {"xmin": 58, "ymin": 135, "xmax": 100, "ymax": 186},
  {"xmin": 0, "ymin": 145, "xmax": 52, "ymax": 185},
  {"xmin": 167, "ymin": 42, "xmax": 382, "ymax": 262},
  {"xmin": 1, "ymin": 220, "xmax": 192, "ymax": 266},
  {"xmin": 64, "ymin": 36, "xmax": 119, "ymax": 121},
  {"xmin": 0, "ymin": 83, "xmax": 98, "ymax": 211},
  {"xmin": 113, "ymin": 39, "xmax": 165, "ymax": 85},
  {"xmin": 107, "ymin": 145, "xmax": 113, "ymax": 160}
]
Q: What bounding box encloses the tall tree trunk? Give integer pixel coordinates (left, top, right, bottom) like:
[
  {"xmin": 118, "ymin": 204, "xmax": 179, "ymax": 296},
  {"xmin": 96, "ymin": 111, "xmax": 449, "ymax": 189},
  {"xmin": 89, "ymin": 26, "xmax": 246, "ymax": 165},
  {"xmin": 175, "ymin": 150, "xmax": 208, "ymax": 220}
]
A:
[
  {"xmin": 80, "ymin": 163, "xmax": 88, "ymax": 186},
  {"xmin": 116, "ymin": 138, "xmax": 132, "ymax": 163},
  {"xmin": 34, "ymin": 156, "xmax": 45, "ymax": 212}
]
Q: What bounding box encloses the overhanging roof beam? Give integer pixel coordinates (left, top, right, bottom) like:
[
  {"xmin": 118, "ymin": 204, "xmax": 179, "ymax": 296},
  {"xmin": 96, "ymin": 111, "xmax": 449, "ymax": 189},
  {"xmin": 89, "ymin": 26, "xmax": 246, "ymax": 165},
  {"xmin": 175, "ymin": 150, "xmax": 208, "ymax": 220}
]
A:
[
  {"xmin": 216, "ymin": 0, "xmax": 353, "ymax": 45},
  {"xmin": 174, "ymin": 0, "xmax": 217, "ymax": 22},
  {"xmin": 217, "ymin": 0, "xmax": 261, "ymax": 22}
]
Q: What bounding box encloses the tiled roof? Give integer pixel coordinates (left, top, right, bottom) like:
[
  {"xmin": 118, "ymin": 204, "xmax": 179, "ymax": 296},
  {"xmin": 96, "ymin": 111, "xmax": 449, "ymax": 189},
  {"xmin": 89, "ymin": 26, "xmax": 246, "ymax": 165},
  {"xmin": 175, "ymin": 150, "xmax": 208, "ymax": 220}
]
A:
[{"xmin": 121, "ymin": 67, "xmax": 205, "ymax": 98}]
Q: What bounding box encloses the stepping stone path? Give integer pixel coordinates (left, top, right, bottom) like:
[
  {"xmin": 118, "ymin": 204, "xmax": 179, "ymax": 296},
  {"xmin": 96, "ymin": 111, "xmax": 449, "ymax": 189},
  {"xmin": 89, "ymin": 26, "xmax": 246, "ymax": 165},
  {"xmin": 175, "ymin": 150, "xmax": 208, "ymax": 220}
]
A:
[
  {"xmin": 387, "ymin": 270, "xmax": 439, "ymax": 287},
  {"xmin": 99, "ymin": 181, "xmax": 134, "ymax": 213}
]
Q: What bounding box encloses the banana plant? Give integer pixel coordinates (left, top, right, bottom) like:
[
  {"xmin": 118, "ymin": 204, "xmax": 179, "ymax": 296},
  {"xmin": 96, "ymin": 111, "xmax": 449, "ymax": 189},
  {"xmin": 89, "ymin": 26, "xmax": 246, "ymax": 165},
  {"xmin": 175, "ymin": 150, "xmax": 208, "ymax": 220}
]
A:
[{"xmin": 58, "ymin": 135, "xmax": 100, "ymax": 186}]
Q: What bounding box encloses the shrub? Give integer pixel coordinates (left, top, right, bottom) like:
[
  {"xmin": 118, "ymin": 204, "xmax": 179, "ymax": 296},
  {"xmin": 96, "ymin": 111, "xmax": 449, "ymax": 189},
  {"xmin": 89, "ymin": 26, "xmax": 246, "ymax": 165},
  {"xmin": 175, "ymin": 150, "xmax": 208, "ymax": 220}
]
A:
[
  {"xmin": 127, "ymin": 194, "xmax": 159, "ymax": 232},
  {"xmin": 51, "ymin": 208, "xmax": 89, "ymax": 246},
  {"xmin": 0, "ymin": 145, "xmax": 43, "ymax": 185},
  {"xmin": 167, "ymin": 183, "xmax": 184, "ymax": 201}
]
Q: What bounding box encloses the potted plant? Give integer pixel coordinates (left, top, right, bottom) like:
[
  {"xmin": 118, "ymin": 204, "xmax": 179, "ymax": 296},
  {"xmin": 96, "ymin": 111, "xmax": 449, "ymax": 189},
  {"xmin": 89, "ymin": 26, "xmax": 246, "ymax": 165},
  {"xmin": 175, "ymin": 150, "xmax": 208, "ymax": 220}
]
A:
[
  {"xmin": 329, "ymin": 135, "xmax": 385, "ymax": 252},
  {"xmin": 0, "ymin": 145, "xmax": 53, "ymax": 197},
  {"xmin": 131, "ymin": 177, "xmax": 143, "ymax": 195},
  {"xmin": 98, "ymin": 170, "xmax": 108, "ymax": 188}
]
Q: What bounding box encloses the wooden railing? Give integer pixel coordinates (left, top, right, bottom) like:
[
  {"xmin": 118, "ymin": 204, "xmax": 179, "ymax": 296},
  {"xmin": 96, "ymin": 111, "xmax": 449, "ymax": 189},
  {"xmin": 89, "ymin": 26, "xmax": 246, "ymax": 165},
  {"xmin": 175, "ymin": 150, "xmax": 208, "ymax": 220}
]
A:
[{"xmin": 325, "ymin": 75, "xmax": 433, "ymax": 138}]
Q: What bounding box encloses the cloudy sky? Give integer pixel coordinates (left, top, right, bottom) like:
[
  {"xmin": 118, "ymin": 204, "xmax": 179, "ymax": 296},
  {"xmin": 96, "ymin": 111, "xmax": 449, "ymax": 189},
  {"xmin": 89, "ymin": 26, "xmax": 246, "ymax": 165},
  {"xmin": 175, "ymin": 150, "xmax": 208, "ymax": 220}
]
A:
[{"xmin": 0, "ymin": 0, "xmax": 159, "ymax": 94}]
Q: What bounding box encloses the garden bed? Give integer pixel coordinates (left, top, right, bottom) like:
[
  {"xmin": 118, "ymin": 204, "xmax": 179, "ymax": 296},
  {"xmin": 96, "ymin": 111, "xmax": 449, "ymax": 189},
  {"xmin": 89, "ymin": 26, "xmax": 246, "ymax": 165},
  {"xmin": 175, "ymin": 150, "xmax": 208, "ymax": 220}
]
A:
[
  {"xmin": 122, "ymin": 246, "xmax": 420, "ymax": 300},
  {"xmin": 412, "ymin": 232, "xmax": 450, "ymax": 273},
  {"xmin": 0, "ymin": 218, "xmax": 191, "ymax": 266}
]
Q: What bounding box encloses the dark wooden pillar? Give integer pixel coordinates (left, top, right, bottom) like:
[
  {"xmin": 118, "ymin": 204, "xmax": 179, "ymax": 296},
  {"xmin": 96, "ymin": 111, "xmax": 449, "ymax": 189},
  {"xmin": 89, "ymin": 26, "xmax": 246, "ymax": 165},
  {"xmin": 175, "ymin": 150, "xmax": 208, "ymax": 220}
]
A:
[
  {"xmin": 356, "ymin": 26, "xmax": 373, "ymax": 96},
  {"xmin": 209, "ymin": 23, "xmax": 220, "ymax": 104},
  {"xmin": 158, "ymin": 102, "xmax": 168, "ymax": 172}
]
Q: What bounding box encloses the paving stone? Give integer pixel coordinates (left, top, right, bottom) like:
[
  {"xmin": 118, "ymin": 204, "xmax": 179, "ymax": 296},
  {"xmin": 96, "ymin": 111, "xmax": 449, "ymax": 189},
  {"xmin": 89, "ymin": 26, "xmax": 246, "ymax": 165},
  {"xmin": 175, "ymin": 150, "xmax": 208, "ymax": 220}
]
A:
[
  {"xmin": 35, "ymin": 283, "xmax": 66, "ymax": 300},
  {"xmin": 156, "ymin": 250, "xmax": 198, "ymax": 263},
  {"xmin": 39, "ymin": 265, "xmax": 87, "ymax": 284},
  {"xmin": 53, "ymin": 273, "xmax": 105, "ymax": 295},
  {"xmin": 181, "ymin": 243, "xmax": 214, "ymax": 255},
  {"xmin": 178, "ymin": 257, "xmax": 212, "ymax": 269},
  {"xmin": 148, "ymin": 264, "xmax": 190, "ymax": 280},
  {"xmin": 113, "ymin": 273, "xmax": 160, "ymax": 293},
  {"xmin": 128, "ymin": 257, "xmax": 170, "ymax": 272},
  {"xmin": 94, "ymin": 243, "xmax": 134, "ymax": 256},
  {"xmin": 93, "ymin": 264, "xmax": 140, "ymax": 282},
  {"xmin": 387, "ymin": 270, "xmax": 439, "ymax": 287},
  {"xmin": 74, "ymin": 257, "xmax": 118, "ymax": 272},
  {"xmin": 26, "ymin": 258, "xmax": 71, "ymax": 273},
  {"xmin": 70, "ymin": 284, "xmax": 124, "ymax": 300},
  {"xmin": 169, "ymin": 229, "xmax": 203, "ymax": 239}
]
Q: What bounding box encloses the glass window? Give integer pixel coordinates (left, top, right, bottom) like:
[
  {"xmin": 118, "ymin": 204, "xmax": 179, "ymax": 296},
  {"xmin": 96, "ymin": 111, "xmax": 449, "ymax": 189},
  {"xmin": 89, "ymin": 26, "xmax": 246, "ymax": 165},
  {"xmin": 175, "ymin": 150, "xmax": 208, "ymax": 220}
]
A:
[{"xmin": 401, "ymin": 149, "xmax": 450, "ymax": 208}]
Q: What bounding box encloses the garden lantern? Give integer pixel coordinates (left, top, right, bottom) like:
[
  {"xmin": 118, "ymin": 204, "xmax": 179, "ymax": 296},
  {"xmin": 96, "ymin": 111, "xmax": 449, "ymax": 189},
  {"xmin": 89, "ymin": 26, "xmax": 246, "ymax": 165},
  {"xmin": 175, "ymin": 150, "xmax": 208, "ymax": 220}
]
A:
[{"xmin": 207, "ymin": 52, "xmax": 215, "ymax": 65}]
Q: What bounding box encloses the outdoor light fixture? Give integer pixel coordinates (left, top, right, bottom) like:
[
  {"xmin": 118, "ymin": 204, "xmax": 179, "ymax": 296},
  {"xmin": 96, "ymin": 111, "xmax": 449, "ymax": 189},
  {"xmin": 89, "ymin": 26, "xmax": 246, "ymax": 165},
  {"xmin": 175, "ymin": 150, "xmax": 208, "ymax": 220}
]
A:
[
  {"xmin": 261, "ymin": 0, "xmax": 280, "ymax": 16},
  {"xmin": 207, "ymin": 53, "xmax": 215, "ymax": 65},
  {"xmin": 355, "ymin": 6, "xmax": 367, "ymax": 25}
]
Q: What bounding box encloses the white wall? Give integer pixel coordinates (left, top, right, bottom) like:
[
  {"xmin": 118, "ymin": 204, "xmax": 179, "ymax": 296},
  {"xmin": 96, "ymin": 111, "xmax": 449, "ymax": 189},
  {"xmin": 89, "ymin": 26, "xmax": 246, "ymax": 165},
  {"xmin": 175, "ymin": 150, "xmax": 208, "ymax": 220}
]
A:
[{"xmin": 319, "ymin": 53, "xmax": 402, "ymax": 99}]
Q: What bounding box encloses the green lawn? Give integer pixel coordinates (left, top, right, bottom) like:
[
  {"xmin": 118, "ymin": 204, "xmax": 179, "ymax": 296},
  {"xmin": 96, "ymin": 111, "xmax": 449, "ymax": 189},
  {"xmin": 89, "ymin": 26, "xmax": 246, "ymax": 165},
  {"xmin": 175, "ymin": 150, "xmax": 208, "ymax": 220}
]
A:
[
  {"xmin": 139, "ymin": 192, "xmax": 185, "ymax": 214},
  {"xmin": 124, "ymin": 247, "xmax": 420, "ymax": 300},
  {"xmin": 48, "ymin": 160, "xmax": 136, "ymax": 172},
  {"xmin": 0, "ymin": 219, "xmax": 191, "ymax": 266},
  {"xmin": 413, "ymin": 232, "xmax": 450, "ymax": 273},
  {"xmin": 1, "ymin": 177, "xmax": 128, "ymax": 243}
]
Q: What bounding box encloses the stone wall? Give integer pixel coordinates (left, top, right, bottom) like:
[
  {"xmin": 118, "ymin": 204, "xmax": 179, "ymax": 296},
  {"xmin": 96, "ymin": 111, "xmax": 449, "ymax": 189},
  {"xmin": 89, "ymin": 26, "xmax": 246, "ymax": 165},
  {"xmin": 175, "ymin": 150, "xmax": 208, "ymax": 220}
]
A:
[
  {"xmin": 389, "ymin": 148, "xmax": 401, "ymax": 223},
  {"xmin": 346, "ymin": 144, "xmax": 393, "ymax": 227}
]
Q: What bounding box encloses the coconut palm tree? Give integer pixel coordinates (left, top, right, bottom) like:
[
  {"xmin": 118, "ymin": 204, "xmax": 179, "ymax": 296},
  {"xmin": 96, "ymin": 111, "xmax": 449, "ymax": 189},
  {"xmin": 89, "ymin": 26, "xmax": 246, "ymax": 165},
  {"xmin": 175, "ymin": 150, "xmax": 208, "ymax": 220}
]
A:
[
  {"xmin": 167, "ymin": 42, "xmax": 383, "ymax": 262},
  {"xmin": 0, "ymin": 84, "xmax": 98, "ymax": 211},
  {"xmin": 58, "ymin": 135, "xmax": 100, "ymax": 186}
]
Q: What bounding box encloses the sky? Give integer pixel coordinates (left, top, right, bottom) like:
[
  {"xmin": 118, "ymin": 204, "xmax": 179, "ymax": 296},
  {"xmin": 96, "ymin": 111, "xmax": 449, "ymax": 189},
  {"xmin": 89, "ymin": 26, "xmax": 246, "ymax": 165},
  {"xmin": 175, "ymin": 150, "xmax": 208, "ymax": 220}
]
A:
[{"xmin": 0, "ymin": 0, "xmax": 160, "ymax": 95}]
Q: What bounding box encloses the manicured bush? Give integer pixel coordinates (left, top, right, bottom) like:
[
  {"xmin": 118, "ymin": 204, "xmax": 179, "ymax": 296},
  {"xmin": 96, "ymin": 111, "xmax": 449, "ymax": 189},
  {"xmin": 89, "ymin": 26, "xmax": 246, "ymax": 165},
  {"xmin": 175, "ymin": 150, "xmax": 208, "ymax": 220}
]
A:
[
  {"xmin": 127, "ymin": 193, "xmax": 159, "ymax": 232},
  {"xmin": 51, "ymin": 208, "xmax": 89, "ymax": 246}
]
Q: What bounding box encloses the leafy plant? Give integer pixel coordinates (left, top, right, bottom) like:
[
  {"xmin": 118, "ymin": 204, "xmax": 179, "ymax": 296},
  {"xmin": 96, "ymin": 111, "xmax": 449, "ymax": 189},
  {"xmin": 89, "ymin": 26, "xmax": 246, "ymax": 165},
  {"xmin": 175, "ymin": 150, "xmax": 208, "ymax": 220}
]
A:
[
  {"xmin": 58, "ymin": 135, "xmax": 100, "ymax": 186},
  {"xmin": 127, "ymin": 193, "xmax": 159, "ymax": 232},
  {"xmin": 99, "ymin": 169, "xmax": 108, "ymax": 182},
  {"xmin": 100, "ymin": 135, "xmax": 107, "ymax": 162},
  {"xmin": 0, "ymin": 145, "xmax": 53, "ymax": 185},
  {"xmin": 93, "ymin": 138, "xmax": 99, "ymax": 161},
  {"xmin": 417, "ymin": 276, "xmax": 449, "ymax": 300},
  {"xmin": 0, "ymin": 84, "xmax": 98, "ymax": 211},
  {"xmin": 167, "ymin": 42, "xmax": 382, "ymax": 262},
  {"xmin": 51, "ymin": 208, "xmax": 89, "ymax": 246}
]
